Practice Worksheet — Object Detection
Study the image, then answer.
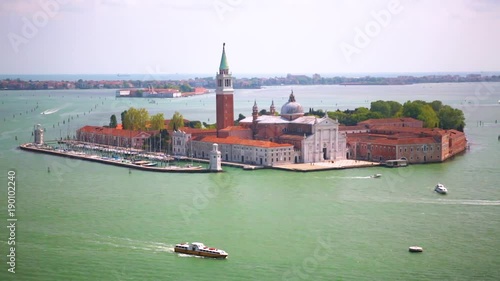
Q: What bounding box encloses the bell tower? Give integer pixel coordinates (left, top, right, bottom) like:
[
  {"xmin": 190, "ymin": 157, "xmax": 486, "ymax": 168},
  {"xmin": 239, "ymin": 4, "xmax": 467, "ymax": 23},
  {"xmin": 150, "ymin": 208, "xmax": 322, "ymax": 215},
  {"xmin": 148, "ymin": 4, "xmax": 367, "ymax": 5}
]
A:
[{"xmin": 216, "ymin": 43, "xmax": 234, "ymax": 135}]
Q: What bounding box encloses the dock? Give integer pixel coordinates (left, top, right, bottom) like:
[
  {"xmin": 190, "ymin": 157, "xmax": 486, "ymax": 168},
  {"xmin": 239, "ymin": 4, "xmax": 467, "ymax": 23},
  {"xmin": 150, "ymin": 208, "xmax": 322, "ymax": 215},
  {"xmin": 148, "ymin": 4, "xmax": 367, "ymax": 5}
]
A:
[{"xmin": 19, "ymin": 143, "xmax": 217, "ymax": 173}]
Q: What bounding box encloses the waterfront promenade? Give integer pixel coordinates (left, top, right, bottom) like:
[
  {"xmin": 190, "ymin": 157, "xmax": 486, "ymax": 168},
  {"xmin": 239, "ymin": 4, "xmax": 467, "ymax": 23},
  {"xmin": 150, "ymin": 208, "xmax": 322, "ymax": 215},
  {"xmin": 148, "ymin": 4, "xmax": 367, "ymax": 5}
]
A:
[{"xmin": 273, "ymin": 159, "xmax": 380, "ymax": 172}]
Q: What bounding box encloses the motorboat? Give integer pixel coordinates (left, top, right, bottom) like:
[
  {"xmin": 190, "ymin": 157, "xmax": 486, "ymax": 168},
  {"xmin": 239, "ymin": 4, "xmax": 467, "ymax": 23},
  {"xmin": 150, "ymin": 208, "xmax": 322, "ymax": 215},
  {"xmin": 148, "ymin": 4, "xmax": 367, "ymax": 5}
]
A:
[
  {"xmin": 371, "ymin": 173, "xmax": 382, "ymax": 178},
  {"xmin": 409, "ymin": 246, "xmax": 423, "ymax": 253},
  {"xmin": 174, "ymin": 242, "xmax": 228, "ymax": 259},
  {"xmin": 434, "ymin": 183, "xmax": 448, "ymax": 194}
]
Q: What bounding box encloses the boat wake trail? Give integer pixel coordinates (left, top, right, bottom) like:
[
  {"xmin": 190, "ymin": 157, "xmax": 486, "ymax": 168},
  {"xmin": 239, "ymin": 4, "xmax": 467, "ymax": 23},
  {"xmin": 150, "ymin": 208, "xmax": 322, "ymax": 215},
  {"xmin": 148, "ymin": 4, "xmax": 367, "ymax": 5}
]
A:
[
  {"xmin": 324, "ymin": 176, "xmax": 372, "ymax": 179},
  {"xmin": 430, "ymin": 199, "xmax": 500, "ymax": 206},
  {"xmin": 41, "ymin": 108, "xmax": 60, "ymax": 115},
  {"xmin": 89, "ymin": 234, "xmax": 174, "ymax": 253}
]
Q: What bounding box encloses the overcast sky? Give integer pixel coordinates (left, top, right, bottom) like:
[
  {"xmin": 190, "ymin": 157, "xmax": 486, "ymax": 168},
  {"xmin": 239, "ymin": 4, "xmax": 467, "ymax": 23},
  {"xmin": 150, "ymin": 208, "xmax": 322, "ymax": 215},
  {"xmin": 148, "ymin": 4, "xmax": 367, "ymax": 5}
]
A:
[{"xmin": 1, "ymin": 0, "xmax": 499, "ymax": 76}]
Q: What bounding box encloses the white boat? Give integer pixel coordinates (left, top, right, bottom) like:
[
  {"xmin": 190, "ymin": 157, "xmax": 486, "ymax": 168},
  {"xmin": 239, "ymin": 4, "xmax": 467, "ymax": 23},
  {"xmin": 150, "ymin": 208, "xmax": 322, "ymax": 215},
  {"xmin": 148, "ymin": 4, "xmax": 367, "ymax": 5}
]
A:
[
  {"xmin": 371, "ymin": 173, "xmax": 382, "ymax": 178},
  {"xmin": 435, "ymin": 183, "xmax": 448, "ymax": 194},
  {"xmin": 174, "ymin": 242, "xmax": 228, "ymax": 259},
  {"xmin": 409, "ymin": 246, "xmax": 423, "ymax": 253}
]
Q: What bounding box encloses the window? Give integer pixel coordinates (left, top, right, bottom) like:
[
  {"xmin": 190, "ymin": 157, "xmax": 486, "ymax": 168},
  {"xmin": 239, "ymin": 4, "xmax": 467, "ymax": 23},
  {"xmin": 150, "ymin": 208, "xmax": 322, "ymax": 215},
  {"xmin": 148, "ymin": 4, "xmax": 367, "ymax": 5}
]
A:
[{"xmin": 218, "ymin": 79, "xmax": 222, "ymax": 87}]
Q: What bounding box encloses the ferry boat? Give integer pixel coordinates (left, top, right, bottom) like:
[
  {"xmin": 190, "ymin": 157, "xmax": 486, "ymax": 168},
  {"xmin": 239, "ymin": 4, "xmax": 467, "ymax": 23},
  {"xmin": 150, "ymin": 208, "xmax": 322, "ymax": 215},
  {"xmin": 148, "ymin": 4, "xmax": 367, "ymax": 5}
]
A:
[{"xmin": 174, "ymin": 242, "xmax": 228, "ymax": 259}]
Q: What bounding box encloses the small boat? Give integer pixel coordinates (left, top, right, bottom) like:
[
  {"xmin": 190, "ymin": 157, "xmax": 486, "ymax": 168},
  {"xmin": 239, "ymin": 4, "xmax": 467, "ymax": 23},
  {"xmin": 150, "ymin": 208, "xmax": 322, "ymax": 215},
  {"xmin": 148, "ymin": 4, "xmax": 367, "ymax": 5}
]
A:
[
  {"xmin": 409, "ymin": 246, "xmax": 423, "ymax": 253},
  {"xmin": 174, "ymin": 242, "xmax": 228, "ymax": 259},
  {"xmin": 435, "ymin": 183, "xmax": 448, "ymax": 194},
  {"xmin": 371, "ymin": 173, "xmax": 382, "ymax": 178}
]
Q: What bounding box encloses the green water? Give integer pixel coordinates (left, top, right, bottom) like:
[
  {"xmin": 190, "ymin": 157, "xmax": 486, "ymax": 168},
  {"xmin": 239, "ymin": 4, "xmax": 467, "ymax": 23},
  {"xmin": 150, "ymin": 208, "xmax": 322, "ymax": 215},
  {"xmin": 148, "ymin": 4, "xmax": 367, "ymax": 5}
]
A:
[{"xmin": 1, "ymin": 84, "xmax": 500, "ymax": 280}]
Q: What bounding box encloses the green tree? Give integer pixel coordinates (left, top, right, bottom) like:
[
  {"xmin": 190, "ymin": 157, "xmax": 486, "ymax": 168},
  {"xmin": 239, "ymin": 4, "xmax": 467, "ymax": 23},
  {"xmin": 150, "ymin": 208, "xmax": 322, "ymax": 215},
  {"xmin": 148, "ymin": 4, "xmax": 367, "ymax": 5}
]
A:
[
  {"xmin": 418, "ymin": 104, "xmax": 439, "ymax": 128},
  {"xmin": 438, "ymin": 105, "xmax": 465, "ymax": 131},
  {"xmin": 150, "ymin": 113, "xmax": 165, "ymax": 130},
  {"xmin": 169, "ymin": 111, "xmax": 184, "ymax": 130},
  {"xmin": 187, "ymin": 121, "xmax": 202, "ymax": 128},
  {"xmin": 387, "ymin": 101, "xmax": 402, "ymax": 117},
  {"xmin": 430, "ymin": 100, "xmax": 443, "ymax": 113},
  {"xmin": 109, "ymin": 114, "xmax": 117, "ymax": 128},
  {"xmin": 402, "ymin": 101, "xmax": 422, "ymax": 119},
  {"xmin": 179, "ymin": 83, "xmax": 193, "ymax": 93},
  {"xmin": 370, "ymin": 100, "xmax": 391, "ymax": 117},
  {"xmin": 121, "ymin": 110, "xmax": 129, "ymax": 129},
  {"xmin": 237, "ymin": 113, "xmax": 246, "ymax": 122},
  {"xmin": 124, "ymin": 107, "xmax": 150, "ymax": 130}
]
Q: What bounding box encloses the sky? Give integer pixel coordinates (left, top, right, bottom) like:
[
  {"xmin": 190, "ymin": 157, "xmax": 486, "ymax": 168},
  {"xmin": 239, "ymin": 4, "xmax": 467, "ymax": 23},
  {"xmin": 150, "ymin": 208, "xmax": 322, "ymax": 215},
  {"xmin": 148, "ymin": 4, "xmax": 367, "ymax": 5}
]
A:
[{"xmin": 1, "ymin": 0, "xmax": 499, "ymax": 76}]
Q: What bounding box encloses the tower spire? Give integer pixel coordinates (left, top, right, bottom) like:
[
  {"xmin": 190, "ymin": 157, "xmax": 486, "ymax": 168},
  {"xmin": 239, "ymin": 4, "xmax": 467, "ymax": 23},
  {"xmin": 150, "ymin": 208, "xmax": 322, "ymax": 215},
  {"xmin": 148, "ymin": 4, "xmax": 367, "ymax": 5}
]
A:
[
  {"xmin": 215, "ymin": 43, "xmax": 234, "ymax": 134},
  {"xmin": 219, "ymin": 42, "xmax": 229, "ymax": 72}
]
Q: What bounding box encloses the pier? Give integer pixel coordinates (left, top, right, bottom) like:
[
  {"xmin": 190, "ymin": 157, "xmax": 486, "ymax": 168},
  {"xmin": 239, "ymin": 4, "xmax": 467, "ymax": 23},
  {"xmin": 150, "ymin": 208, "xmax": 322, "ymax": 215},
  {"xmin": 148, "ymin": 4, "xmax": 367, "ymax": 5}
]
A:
[{"xmin": 19, "ymin": 143, "xmax": 219, "ymax": 173}]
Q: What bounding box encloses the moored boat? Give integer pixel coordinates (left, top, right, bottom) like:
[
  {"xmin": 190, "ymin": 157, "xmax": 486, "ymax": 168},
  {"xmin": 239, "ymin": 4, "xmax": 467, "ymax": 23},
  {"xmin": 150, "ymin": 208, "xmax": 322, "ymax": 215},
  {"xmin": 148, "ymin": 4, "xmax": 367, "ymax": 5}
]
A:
[{"xmin": 174, "ymin": 242, "xmax": 228, "ymax": 259}]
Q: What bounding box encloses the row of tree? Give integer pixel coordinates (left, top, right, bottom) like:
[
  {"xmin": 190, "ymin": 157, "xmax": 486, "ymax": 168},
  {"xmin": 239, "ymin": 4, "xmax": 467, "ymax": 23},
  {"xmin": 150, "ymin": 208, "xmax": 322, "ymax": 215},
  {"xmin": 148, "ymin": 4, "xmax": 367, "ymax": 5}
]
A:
[{"xmin": 326, "ymin": 100, "xmax": 465, "ymax": 131}]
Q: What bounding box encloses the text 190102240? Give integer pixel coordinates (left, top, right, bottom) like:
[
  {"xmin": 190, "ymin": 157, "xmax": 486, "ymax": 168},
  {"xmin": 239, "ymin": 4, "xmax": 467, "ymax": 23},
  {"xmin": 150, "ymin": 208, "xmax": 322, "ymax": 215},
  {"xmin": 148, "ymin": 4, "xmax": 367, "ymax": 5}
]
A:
[{"xmin": 7, "ymin": 170, "xmax": 17, "ymax": 274}]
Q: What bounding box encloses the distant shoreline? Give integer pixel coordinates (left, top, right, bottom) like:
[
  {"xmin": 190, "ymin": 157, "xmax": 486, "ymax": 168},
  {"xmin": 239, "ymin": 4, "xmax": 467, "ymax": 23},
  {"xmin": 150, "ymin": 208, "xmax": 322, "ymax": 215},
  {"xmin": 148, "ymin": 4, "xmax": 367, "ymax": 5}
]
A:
[{"xmin": 1, "ymin": 73, "xmax": 499, "ymax": 90}]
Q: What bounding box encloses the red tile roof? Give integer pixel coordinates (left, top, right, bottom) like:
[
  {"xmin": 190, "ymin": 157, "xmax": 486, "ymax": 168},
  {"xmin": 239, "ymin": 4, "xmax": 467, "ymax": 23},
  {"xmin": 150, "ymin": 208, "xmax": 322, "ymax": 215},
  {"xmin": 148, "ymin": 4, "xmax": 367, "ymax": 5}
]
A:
[
  {"xmin": 199, "ymin": 136, "xmax": 293, "ymax": 148},
  {"xmin": 77, "ymin": 126, "xmax": 151, "ymax": 138},
  {"xmin": 220, "ymin": 126, "xmax": 250, "ymax": 131},
  {"xmin": 370, "ymin": 126, "xmax": 446, "ymax": 136},
  {"xmin": 348, "ymin": 133, "xmax": 438, "ymax": 145}
]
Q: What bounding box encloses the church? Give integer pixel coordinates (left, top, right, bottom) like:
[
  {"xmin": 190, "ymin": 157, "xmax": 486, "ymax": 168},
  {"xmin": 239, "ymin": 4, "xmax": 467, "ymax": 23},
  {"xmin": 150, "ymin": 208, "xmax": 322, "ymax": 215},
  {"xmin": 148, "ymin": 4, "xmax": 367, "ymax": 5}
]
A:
[{"xmin": 172, "ymin": 44, "xmax": 347, "ymax": 166}]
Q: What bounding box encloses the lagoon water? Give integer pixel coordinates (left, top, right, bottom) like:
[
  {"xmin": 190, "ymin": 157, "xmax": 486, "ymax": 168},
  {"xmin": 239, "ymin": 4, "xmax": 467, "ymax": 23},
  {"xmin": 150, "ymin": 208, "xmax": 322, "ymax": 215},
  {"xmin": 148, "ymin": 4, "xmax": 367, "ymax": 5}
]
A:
[{"xmin": 0, "ymin": 83, "xmax": 499, "ymax": 280}]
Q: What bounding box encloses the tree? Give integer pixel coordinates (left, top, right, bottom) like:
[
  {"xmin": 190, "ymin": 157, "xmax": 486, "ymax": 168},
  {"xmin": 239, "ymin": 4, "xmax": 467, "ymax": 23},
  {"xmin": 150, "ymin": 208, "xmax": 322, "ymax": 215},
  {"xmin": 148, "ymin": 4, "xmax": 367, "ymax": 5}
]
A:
[
  {"xmin": 237, "ymin": 113, "xmax": 246, "ymax": 122},
  {"xmin": 438, "ymin": 105, "xmax": 465, "ymax": 131},
  {"xmin": 121, "ymin": 110, "xmax": 128, "ymax": 128},
  {"xmin": 169, "ymin": 111, "xmax": 184, "ymax": 130},
  {"xmin": 430, "ymin": 100, "xmax": 443, "ymax": 113},
  {"xmin": 402, "ymin": 101, "xmax": 422, "ymax": 119},
  {"xmin": 187, "ymin": 121, "xmax": 202, "ymax": 128},
  {"xmin": 387, "ymin": 101, "xmax": 402, "ymax": 117},
  {"xmin": 124, "ymin": 107, "xmax": 150, "ymax": 130},
  {"xmin": 370, "ymin": 100, "xmax": 391, "ymax": 117},
  {"xmin": 418, "ymin": 104, "xmax": 439, "ymax": 128},
  {"xmin": 109, "ymin": 114, "xmax": 117, "ymax": 128},
  {"xmin": 179, "ymin": 83, "xmax": 193, "ymax": 93},
  {"xmin": 150, "ymin": 113, "xmax": 165, "ymax": 130}
]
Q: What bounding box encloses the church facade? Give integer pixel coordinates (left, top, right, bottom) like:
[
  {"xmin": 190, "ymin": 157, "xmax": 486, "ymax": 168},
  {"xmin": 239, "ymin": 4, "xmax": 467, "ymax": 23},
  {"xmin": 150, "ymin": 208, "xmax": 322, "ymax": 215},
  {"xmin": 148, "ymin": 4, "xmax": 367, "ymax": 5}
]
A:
[
  {"xmin": 172, "ymin": 44, "xmax": 347, "ymax": 166},
  {"xmin": 238, "ymin": 92, "xmax": 347, "ymax": 163}
]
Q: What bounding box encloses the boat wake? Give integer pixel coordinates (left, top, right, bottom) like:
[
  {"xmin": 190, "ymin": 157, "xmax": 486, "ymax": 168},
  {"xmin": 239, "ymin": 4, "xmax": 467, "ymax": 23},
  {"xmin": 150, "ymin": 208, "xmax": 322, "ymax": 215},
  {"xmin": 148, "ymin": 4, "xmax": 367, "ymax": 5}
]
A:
[
  {"xmin": 89, "ymin": 234, "xmax": 174, "ymax": 253},
  {"xmin": 430, "ymin": 199, "xmax": 500, "ymax": 206},
  {"xmin": 324, "ymin": 176, "xmax": 373, "ymax": 179},
  {"xmin": 41, "ymin": 108, "xmax": 60, "ymax": 115}
]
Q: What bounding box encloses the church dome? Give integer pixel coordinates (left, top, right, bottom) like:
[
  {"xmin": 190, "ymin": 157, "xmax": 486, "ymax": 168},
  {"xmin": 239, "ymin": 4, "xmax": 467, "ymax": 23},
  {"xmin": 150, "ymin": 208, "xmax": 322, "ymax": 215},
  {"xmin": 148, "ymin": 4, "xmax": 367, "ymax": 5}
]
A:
[{"xmin": 281, "ymin": 91, "xmax": 304, "ymax": 118}]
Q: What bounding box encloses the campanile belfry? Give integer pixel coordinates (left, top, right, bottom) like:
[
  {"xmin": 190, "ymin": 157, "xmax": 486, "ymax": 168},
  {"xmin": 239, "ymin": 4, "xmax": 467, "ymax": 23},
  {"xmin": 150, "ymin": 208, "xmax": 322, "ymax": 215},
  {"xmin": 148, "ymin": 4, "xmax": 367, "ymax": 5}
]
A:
[{"xmin": 215, "ymin": 43, "xmax": 234, "ymax": 135}]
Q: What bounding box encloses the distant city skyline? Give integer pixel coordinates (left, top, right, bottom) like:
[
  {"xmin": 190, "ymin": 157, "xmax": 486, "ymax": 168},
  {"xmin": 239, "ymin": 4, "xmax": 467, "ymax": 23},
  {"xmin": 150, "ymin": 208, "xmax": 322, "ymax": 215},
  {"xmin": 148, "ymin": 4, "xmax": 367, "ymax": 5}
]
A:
[{"xmin": 1, "ymin": 0, "xmax": 499, "ymax": 75}]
